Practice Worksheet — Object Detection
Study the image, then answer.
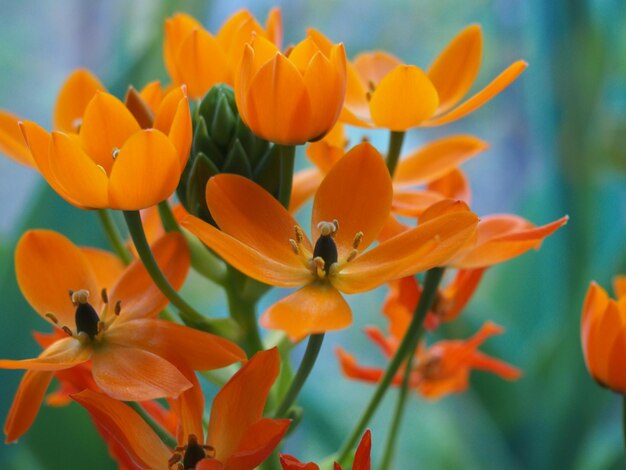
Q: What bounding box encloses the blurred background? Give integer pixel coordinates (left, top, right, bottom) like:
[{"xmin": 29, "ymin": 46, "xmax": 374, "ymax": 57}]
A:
[{"xmin": 1, "ymin": 0, "xmax": 625, "ymax": 468}]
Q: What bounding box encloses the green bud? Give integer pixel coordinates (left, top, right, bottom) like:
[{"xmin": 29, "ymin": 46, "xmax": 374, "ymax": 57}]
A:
[
  {"xmin": 211, "ymin": 93, "xmax": 237, "ymax": 147},
  {"xmin": 254, "ymin": 145, "xmax": 281, "ymax": 198},
  {"xmin": 186, "ymin": 152, "xmax": 219, "ymax": 222},
  {"xmin": 223, "ymin": 140, "xmax": 252, "ymax": 178}
]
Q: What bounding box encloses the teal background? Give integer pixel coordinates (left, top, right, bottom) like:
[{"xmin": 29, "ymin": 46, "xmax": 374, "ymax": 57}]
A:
[{"xmin": 1, "ymin": 0, "xmax": 625, "ymax": 468}]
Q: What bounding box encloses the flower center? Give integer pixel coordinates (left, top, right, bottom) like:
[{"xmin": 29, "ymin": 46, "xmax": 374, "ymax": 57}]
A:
[
  {"xmin": 72, "ymin": 289, "xmax": 99, "ymax": 339},
  {"xmin": 289, "ymin": 220, "xmax": 364, "ymax": 280},
  {"xmin": 168, "ymin": 434, "xmax": 216, "ymax": 469}
]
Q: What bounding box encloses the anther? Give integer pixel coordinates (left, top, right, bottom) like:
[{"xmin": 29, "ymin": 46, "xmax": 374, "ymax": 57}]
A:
[
  {"xmin": 45, "ymin": 312, "xmax": 59, "ymax": 324},
  {"xmin": 114, "ymin": 300, "xmax": 122, "ymax": 316},
  {"xmin": 346, "ymin": 249, "xmax": 358, "ymax": 263},
  {"xmin": 101, "ymin": 288, "xmax": 108, "ymax": 304},
  {"xmin": 112, "ymin": 147, "xmax": 120, "ymax": 159},
  {"xmin": 289, "ymin": 239, "xmax": 299, "ymax": 255},
  {"xmin": 294, "ymin": 226, "xmax": 305, "ymax": 244},
  {"xmin": 368, "ymin": 80, "xmax": 376, "ymax": 93},
  {"xmin": 62, "ymin": 326, "xmax": 74, "ymax": 337},
  {"xmin": 317, "ymin": 220, "xmax": 338, "ymax": 237},
  {"xmin": 98, "ymin": 321, "xmax": 105, "ymax": 334},
  {"xmin": 71, "ymin": 117, "xmax": 82, "ymax": 132},
  {"xmin": 352, "ymin": 231, "xmax": 364, "ymax": 249},
  {"xmin": 313, "ymin": 256, "xmax": 326, "ymax": 278},
  {"xmin": 71, "ymin": 289, "xmax": 90, "ymax": 305}
]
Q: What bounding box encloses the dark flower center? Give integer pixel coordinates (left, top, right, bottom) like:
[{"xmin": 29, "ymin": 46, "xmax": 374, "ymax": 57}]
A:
[
  {"xmin": 313, "ymin": 234, "xmax": 338, "ymax": 274},
  {"xmin": 71, "ymin": 290, "xmax": 100, "ymax": 339}
]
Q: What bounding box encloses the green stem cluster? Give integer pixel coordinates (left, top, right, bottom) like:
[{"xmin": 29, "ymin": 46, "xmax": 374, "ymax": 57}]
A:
[
  {"xmin": 385, "ymin": 131, "xmax": 406, "ymax": 177},
  {"xmin": 277, "ymin": 145, "xmax": 296, "ymax": 208},
  {"xmin": 335, "ymin": 267, "xmax": 444, "ymax": 465}
]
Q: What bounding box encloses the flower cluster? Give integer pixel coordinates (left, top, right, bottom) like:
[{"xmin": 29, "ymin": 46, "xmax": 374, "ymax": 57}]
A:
[{"xmin": 0, "ymin": 7, "xmax": 567, "ymax": 469}]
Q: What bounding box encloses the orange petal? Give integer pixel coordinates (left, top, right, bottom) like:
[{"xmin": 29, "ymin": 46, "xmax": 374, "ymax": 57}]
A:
[
  {"xmin": 207, "ymin": 174, "xmax": 312, "ymax": 266},
  {"xmin": 428, "ymin": 25, "xmax": 482, "ymax": 114},
  {"xmin": 336, "ymin": 348, "xmax": 387, "ymax": 384},
  {"xmin": 260, "ymin": 283, "xmax": 352, "ymax": 341},
  {"xmin": 108, "ymin": 129, "xmax": 180, "ymax": 210},
  {"xmin": 0, "ymin": 337, "xmax": 91, "ymax": 371},
  {"xmin": 207, "ymin": 348, "xmax": 279, "ymax": 463},
  {"xmin": 226, "ymin": 418, "xmax": 291, "ymax": 469},
  {"xmin": 393, "ymin": 135, "xmax": 488, "ymax": 186},
  {"xmin": 80, "ymin": 247, "xmax": 125, "ymax": 290},
  {"xmin": 16, "ymin": 229, "xmax": 100, "ymax": 327},
  {"xmin": 244, "ymin": 53, "xmax": 313, "ymax": 144},
  {"xmin": 49, "ymin": 131, "xmax": 109, "ymax": 208},
  {"xmin": 391, "ymin": 189, "xmax": 446, "ymax": 217},
  {"xmin": 335, "ymin": 211, "xmax": 478, "ymax": 294},
  {"xmin": 312, "ymin": 142, "xmax": 392, "ymax": 256},
  {"xmin": 613, "ymin": 276, "xmax": 626, "ymax": 299},
  {"xmin": 167, "ymin": 368, "xmax": 205, "ymax": 442},
  {"xmin": 587, "ymin": 299, "xmax": 623, "ymax": 383},
  {"xmin": 266, "ymin": 7, "xmax": 283, "ymax": 49},
  {"xmin": 290, "ymin": 168, "xmax": 323, "ymax": 213},
  {"xmin": 369, "ymin": 65, "xmax": 439, "ymax": 130},
  {"xmin": 164, "ymin": 13, "xmax": 203, "ymax": 83},
  {"xmin": 91, "ymin": 343, "xmax": 191, "ymax": 401},
  {"xmin": 353, "ymin": 51, "xmax": 403, "ymax": 87},
  {"xmin": 452, "ymin": 214, "xmax": 569, "ymax": 269},
  {"xmin": 107, "ymin": 318, "xmax": 245, "ymax": 371},
  {"xmin": 424, "ymin": 60, "xmax": 528, "ymax": 127},
  {"xmin": 19, "ymin": 121, "xmax": 80, "ymax": 205},
  {"xmin": 0, "ymin": 110, "xmax": 33, "ymax": 166},
  {"xmin": 182, "ymin": 215, "xmax": 313, "ymax": 288},
  {"xmin": 139, "ymin": 80, "xmax": 163, "ymax": 112},
  {"xmin": 427, "ymin": 168, "xmax": 471, "ymax": 203},
  {"xmin": 469, "ymin": 351, "xmax": 521, "ymax": 380},
  {"xmin": 4, "ymin": 370, "xmax": 54, "ymax": 443},
  {"xmin": 280, "ymin": 454, "xmax": 319, "ymax": 470},
  {"xmin": 353, "ymin": 429, "xmax": 372, "ymax": 470},
  {"xmin": 177, "ymin": 28, "xmax": 231, "ymax": 98},
  {"xmin": 79, "ymin": 91, "xmax": 140, "ymax": 173},
  {"xmin": 72, "ymin": 389, "xmax": 171, "ymax": 469},
  {"xmin": 164, "ymin": 93, "xmax": 192, "ymax": 167},
  {"xmin": 53, "ymin": 69, "xmax": 106, "ymax": 133},
  {"xmin": 109, "ymin": 232, "xmax": 190, "ymax": 321}
]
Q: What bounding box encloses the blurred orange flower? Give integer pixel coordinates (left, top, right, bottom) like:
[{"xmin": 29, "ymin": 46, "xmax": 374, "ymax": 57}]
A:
[
  {"xmin": 0, "ymin": 69, "xmax": 104, "ymax": 167},
  {"xmin": 235, "ymin": 35, "xmax": 347, "ymax": 145},
  {"xmin": 309, "ymin": 25, "xmax": 527, "ymax": 130},
  {"xmin": 182, "ymin": 142, "xmax": 478, "ymax": 340},
  {"xmin": 280, "ymin": 429, "xmax": 371, "ymax": 470},
  {"xmin": 18, "ymin": 86, "xmax": 191, "ymax": 210},
  {"xmin": 581, "ymin": 280, "xmax": 626, "ymax": 393},
  {"xmin": 164, "ymin": 8, "xmax": 282, "ymax": 99},
  {"xmin": 337, "ymin": 322, "xmax": 521, "ymax": 399},
  {"xmin": 1, "ymin": 229, "xmax": 244, "ymax": 442},
  {"xmin": 73, "ymin": 348, "xmax": 290, "ymax": 470}
]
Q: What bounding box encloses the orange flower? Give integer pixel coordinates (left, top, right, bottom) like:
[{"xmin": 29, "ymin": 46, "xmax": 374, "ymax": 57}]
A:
[
  {"xmin": 18, "ymin": 86, "xmax": 191, "ymax": 210},
  {"xmin": 308, "ymin": 25, "xmax": 526, "ymax": 130},
  {"xmin": 581, "ymin": 280, "xmax": 626, "ymax": 393},
  {"xmin": 0, "ymin": 68, "xmax": 104, "ymax": 167},
  {"xmin": 73, "ymin": 348, "xmax": 290, "ymax": 470},
  {"xmin": 1, "ymin": 229, "xmax": 245, "ymax": 442},
  {"xmin": 384, "ymin": 269, "xmax": 486, "ymax": 333},
  {"xmin": 164, "ymin": 8, "xmax": 282, "ymax": 99},
  {"xmin": 182, "ymin": 142, "xmax": 478, "ymax": 340},
  {"xmin": 280, "ymin": 429, "xmax": 371, "ymax": 470},
  {"xmin": 290, "ymin": 123, "xmax": 487, "ymax": 215},
  {"xmin": 337, "ymin": 322, "xmax": 521, "ymax": 399},
  {"xmin": 235, "ymin": 35, "xmax": 347, "ymax": 145}
]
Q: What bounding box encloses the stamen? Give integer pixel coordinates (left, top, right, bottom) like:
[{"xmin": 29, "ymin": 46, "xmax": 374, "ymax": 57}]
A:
[
  {"xmin": 71, "ymin": 289, "xmax": 90, "ymax": 305},
  {"xmin": 62, "ymin": 326, "xmax": 74, "ymax": 337},
  {"xmin": 313, "ymin": 256, "xmax": 326, "ymax": 278},
  {"xmin": 71, "ymin": 117, "xmax": 82, "ymax": 132},
  {"xmin": 45, "ymin": 312, "xmax": 59, "ymax": 324},
  {"xmin": 289, "ymin": 239, "xmax": 299, "ymax": 255},
  {"xmin": 112, "ymin": 147, "xmax": 120, "ymax": 159},
  {"xmin": 294, "ymin": 226, "xmax": 305, "ymax": 244},
  {"xmin": 98, "ymin": 321, "xmax": 105, "ymax": 334},
  {"xmin": 368, "ymin": 80, "xmax": 376, "ymax": 93},
  {"xmin": 317, "ymin": 220, "xmax": 338, "ymax": 237},
  {"xmin": 101, "ymin": 288, "xmax": 108, "ymax": 304},
  {"xmin": 346, "ymin": 249, "xmax": 358, "ymax": 263},
  {"xmin": 352, "ymin": 231, "xmax": 364, "ymax": 249},
  {"xmin": 96, "ymin": 164, "xmax": 107, "ymax": 176},
  {"xmin": 114, "ymin": 300, "xmax": 122, "ymax": 316}
]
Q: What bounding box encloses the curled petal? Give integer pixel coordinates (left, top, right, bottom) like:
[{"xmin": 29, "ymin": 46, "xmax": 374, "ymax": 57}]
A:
[
  {"xmin": 53, "ymin": 68, "xmax": 106, "ymax": 133},
  {"xmin": 353, "ymin": 51, "xmax": 403, "ymax": 87},
  {"xmin": 0, "ymin": 110, "xmax": 33, "ymax": 166},
  {"xmin": 336, "ymin": 348, "xmax": 389, "ymax": 384},
  {"xmin": 261, "ymin": 283, "xmax": 352, "ymax": 341},
  {"xmin": 0, "ymin": 337, "xmax": 92, "ymax": 371},
  {"xmin": 227, "ymin": 418, "xmax": 291, "ymax": 469}
]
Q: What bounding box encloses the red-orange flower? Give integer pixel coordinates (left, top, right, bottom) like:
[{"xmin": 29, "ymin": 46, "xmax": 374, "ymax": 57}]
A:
[
  {"xmin": 308, "ymin": 25, "xmax": 527, "ymax": 130},
  {"xmin": 337, "ymin": 322, "xmax": 521, "ymax": 399},
  {"xmin": 73, "ymin": 348, "xmax": 290, "ymax": 470},
  {"xmin": 182, "ymin": 142, "xmax": 478, "ymax": 340},
  {"xmin": 164, "ymin": 8, "xmax": 282, "ymax": 99},
  {"xmin": 290, "ymin": 123, "xmax": 487, "ymax": 215},
  {"xmin": 280, "ymin": 429, "xmax": 371, "ymax": 470},
  {"xmin": 1, "ymin": 230, "xmax": 245, "ymax": 443},
  {"xmin": 19, "ymin": 85, "xmax": 191, "ymax": 210},
  {"xmin": 581, "ymin": 280, "xmax": 626, "ymax": 393},
  {"xmin": 0, "ymin": 68, "xmax": 104, "ymax": 167},
  {"xmin": 235, "ymin": 35, "xmax": 347, "ymax": 145}
]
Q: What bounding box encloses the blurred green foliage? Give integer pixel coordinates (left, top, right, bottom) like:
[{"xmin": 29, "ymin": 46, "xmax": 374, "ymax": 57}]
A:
[{"xmin": 1, "ymin": 0, "xmax": 625, "ymax": 469}]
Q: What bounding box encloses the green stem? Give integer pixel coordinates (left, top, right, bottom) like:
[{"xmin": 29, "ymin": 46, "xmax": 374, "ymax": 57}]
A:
[
  {"xmin": 274, "ymin": 334, "xmax": 324, "ymax": 418},
  {"xmin": 123, "ymin": 210, "xmax": 218, "ymax": 334},
  {"xmin": 128, "ymin": 401, "xmax": 176, "ymax": 448},
  {"xmin": 380, "ymin": 352, "xmax": 415, "ymax": 470},
  {"xmin": 277, "ymin": 145, "xmax": 296, "ymax": 209},
  {"xmin": 225, "ymin": 268, "xmax": 264, "ymax": 355},
  {"xmin": 385, "ymin": 131, "xmax": 406, "ymax": 177},
  {"xmin": 157, "ymin": 200, "xmax": 180, "ymax": 233},
  {"xmin": 335, "ymin": 267, "xmax": 444, "ymax": 465},
  {"xmin": 183, "ymin": 232, "xmax": 228, "ymax": 286},
  {"xmin": 97, "ymin": 209, "xmax": 133, "ymax": 265}
]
